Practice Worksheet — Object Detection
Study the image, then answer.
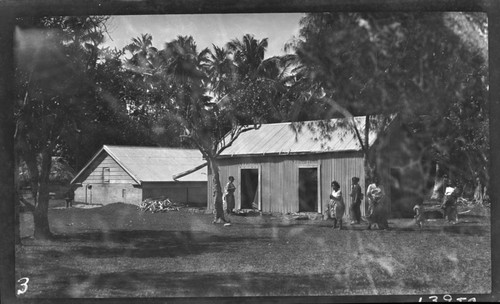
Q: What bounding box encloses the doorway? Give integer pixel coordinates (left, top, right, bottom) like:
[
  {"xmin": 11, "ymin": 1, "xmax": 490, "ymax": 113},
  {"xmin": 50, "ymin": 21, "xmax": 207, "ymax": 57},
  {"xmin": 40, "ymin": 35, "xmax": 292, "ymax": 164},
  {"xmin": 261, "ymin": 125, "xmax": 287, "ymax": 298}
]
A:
[
  {"xmin": 240, "ymin": 168, "xmax": 259, "ymax": 209},
  {"xmin": 85, "ymin": 184, "xmax": 93, "ymax": 204},
  {"xmin": 298, "ymin": 168, "xmax": 318, "ymax": 212}
]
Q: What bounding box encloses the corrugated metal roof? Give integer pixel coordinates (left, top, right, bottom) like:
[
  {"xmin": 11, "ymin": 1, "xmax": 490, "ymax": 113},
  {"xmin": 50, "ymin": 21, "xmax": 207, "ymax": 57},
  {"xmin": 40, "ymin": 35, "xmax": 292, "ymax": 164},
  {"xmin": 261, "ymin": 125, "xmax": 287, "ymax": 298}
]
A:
[
  {"xmin": 105, "ymin": 146, "xmax": 206, "ymax": 182},
  {"xmin": 219, "ymin": 116, "xmax": 379, "ymax": 157},
  {"xmin": 72, "ymin": 145, "xmax": 207, "ymax": 184}
]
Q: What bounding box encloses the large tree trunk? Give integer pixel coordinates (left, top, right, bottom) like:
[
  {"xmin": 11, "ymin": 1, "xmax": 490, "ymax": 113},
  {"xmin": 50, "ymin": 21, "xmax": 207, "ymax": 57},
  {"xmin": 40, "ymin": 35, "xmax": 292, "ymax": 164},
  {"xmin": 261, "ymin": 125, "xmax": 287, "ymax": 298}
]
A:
[
  {"xmin": 33, "ymin": 151, "xmax": 53, "ymax": 240},
  {"xmin": 210, "ymin": 158, "xmax": 226, "ymax": 223},
  {"xmin": 363, "ymin": 115, "xmax": 375, "ymax": 180},
  {"xmin": 363, "ymin": 115, "xmax": 377, "ymax": 215}
]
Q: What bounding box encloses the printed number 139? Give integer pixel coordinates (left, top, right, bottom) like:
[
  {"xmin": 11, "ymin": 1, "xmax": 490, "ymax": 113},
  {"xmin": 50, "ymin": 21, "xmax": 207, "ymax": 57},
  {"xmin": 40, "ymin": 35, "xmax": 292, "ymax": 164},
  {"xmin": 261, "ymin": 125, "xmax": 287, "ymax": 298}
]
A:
[{"xmin": 419, "ymin": 296, "xmax": 476, "ymax": 302}]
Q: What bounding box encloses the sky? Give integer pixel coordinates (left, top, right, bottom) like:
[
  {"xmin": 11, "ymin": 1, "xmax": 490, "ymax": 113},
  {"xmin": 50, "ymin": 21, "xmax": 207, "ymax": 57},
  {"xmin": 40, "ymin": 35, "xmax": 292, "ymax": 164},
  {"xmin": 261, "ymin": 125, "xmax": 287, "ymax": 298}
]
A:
[{"xmin": 103, "ymin": 13, "xmax": 305, "ymax": 58}]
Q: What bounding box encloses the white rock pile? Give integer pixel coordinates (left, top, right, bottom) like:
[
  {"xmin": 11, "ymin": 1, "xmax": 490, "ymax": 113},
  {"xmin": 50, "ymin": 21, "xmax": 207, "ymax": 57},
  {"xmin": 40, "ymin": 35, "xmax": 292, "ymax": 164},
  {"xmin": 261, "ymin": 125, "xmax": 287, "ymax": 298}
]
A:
[{"xmin": 139, "ymin": 197, "xmax": 181, "ymax": 213}]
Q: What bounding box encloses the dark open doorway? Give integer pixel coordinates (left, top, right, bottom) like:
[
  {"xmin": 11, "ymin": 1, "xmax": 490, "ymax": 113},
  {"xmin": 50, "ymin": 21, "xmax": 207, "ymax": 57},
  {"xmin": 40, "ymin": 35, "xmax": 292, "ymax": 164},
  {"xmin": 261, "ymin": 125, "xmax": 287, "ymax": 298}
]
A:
[
  {"xmin": 241, "ymin": 169, "xmax": 259, "ymax": 209},
  {"xmin": 298, "ymin": 168, "xmax": 318, "ymax": 212}
]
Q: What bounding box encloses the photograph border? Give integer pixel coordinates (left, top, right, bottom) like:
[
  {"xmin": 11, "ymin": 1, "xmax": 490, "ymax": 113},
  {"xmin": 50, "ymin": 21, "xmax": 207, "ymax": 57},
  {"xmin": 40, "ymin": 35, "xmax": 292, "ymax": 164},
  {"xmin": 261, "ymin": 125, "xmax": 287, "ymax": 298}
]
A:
[{"xmin": 0, "ymin": 0, "xmax": 498, "ymax": 302}]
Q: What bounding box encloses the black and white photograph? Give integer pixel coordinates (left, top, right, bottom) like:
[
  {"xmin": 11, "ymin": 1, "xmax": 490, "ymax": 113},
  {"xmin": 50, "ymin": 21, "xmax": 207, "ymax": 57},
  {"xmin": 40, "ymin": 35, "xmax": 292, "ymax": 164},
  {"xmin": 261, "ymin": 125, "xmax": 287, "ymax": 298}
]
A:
[{"xmin": 0, "ymin": 0, "xmax": 498, "ymax": 302}]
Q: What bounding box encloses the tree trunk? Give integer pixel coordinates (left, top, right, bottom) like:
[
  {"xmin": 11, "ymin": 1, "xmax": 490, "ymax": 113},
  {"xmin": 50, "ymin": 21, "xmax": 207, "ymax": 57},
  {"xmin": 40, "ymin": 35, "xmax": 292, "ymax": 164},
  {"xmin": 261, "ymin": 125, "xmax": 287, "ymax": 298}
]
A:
[
  {"xmin": 363, "ymin": 115, "xmax": 377, "ymax": 216},
  {"xmin": 14, "ymin": 191, "xmax": 21, "ymax": 244},
  {"xmin": 430, "ymin": 162, "xmax": 444, "ymax": 201},
  {"xmin": 25, "ymin": 151, "xmax": 39, "ymax": 204},
  {"xmin": 33, "ymin": 151, "xmax": 53, "ymax": 240},
  {"xmin": 210, "ymin": 158, "xmax": 226, "ymax": 223},
  {"xmin": 363, "ymin": 115, "xmax": 375, "ymax": 182},
  {"xmin": 473, "ymin": 178, "xmax": 483, "ymax": 204}
]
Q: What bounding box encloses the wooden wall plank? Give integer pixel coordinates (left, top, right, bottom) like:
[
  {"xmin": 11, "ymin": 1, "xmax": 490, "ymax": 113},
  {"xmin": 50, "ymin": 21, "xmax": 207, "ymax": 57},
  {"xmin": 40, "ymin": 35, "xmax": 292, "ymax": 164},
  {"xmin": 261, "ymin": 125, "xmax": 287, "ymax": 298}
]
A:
[
  {"xmin": 210, "ymin": 152, "xmax": 366, "ymax": 216},
  {"xmin": 80, "ymin": 155, "xmax": 136, "ymax": 185}
]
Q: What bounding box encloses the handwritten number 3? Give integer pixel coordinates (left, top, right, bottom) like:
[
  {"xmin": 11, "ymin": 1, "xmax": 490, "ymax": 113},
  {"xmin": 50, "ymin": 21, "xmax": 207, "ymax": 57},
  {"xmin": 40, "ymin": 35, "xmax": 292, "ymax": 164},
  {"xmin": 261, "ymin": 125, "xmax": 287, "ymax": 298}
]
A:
[{"xmin": 17, "ymin": 277, "xmax": 29, "ymax": 295}]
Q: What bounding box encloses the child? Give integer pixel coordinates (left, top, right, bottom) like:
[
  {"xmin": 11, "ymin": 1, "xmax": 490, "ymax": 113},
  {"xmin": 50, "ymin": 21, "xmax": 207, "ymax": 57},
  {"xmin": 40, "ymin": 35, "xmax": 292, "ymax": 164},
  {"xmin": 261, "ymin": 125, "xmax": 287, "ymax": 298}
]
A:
[
  {"xmin": 65, "ymin": 186, "xmax": 75, "ymax": 208},
  {"xmin": 413, "ymin": 198, "xmax": 425, "ymax": 231}
]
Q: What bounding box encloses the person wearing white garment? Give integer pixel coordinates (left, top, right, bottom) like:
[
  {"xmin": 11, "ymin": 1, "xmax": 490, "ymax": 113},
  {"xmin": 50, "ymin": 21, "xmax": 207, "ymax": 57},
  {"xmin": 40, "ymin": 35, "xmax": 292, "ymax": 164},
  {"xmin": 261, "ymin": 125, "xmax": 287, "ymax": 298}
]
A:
[
  {"xmin": 329, "ymin": 181, "xmax": 345, "ymax": 230},
  {"xmin": 365, "ymin": 176, "xmax": 389, "ymax": 230},
  {"xmin": 441, "ymin": 185, "xmax": 459, "ymax": 224}
]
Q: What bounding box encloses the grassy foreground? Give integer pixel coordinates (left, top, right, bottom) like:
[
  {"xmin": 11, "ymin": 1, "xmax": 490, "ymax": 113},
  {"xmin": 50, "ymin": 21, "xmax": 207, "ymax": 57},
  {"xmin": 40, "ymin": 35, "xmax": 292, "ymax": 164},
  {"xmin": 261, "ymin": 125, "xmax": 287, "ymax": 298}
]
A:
[{"xmin": 16, "ymin": 202, "xmax": 491, "ymax": 298}]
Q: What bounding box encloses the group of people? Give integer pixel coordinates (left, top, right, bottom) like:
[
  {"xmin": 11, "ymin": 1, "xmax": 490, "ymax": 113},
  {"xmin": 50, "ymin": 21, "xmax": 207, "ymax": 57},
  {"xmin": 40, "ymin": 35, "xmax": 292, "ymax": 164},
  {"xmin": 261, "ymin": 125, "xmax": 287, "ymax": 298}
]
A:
[
  {"xmin": 215, "ymin": 175, "xmax": 393, "ymax": 230},
  {"xmin": 414, "ymin": 175, "xmax": 461, "ymax": 229},
  {"xmin": 326, "ymin": 176, "xmax": 389, "ymax": 230},
  {"xmin": 216, "ymin": 174, "xmax": 460, "ymax": 230}
]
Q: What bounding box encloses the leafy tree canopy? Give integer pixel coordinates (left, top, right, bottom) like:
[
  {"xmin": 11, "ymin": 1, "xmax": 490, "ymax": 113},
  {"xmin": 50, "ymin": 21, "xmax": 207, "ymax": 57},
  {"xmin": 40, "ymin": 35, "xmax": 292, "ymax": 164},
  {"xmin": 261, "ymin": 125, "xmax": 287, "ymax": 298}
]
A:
[{"xmin": 291, "ymin": 12, "xmax": 488, "ymax": 185}]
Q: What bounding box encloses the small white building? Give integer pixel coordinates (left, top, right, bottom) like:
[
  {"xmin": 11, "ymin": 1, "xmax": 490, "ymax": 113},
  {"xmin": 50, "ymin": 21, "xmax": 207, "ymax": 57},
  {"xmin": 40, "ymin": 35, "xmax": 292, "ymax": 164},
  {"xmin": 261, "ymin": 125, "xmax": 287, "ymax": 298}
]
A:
[{"xmin": 71, "ymin": 145, "xmax": 207, "ymax": 205}]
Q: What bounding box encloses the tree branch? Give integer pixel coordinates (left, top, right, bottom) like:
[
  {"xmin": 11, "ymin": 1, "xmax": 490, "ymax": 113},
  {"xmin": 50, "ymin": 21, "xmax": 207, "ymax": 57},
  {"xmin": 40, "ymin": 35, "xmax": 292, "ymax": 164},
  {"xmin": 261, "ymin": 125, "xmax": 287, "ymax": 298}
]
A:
[
  {"xmin": 351, "ymin": 116, "xmax": 367, "ymax": 153},
  {"xmin": 216, "ymin": 124, "xmax": 258, "ymax": 157},
  {"xmin": 172, "ymin": 162, "xmax": 207, "ymax": 181}
]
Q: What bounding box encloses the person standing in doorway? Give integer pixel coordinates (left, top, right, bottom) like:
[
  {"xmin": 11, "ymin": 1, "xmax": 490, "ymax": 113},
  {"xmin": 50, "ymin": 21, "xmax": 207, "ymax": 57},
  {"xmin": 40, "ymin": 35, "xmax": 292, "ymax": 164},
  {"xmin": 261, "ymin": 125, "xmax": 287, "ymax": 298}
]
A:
[
  {"xmin": 349, "ymin": 177, "xmax": 362, "ymax": 225},
  {"xmin": 224, "ymin": 176, "xmax": 236, "ymax": 215}
]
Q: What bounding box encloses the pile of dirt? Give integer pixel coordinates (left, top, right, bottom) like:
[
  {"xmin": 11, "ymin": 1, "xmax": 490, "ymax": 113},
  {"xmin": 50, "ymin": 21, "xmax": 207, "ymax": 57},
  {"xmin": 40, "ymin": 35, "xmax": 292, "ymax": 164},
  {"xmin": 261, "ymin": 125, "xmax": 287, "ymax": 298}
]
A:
[{"xmin": 139, "ymin": 198, "xmax": 183, "ymax": 213}]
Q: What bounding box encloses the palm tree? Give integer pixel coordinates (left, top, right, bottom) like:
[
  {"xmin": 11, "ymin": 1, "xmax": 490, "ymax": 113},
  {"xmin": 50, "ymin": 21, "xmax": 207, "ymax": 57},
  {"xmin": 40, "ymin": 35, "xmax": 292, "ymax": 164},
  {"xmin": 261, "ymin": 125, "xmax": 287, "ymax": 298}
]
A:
[
  {"xmin": 123, "ymin": 33, "xmax": 159, "ymax": 71},
  {"xmin": 203, "ymin": 44, "xmax": 237, "ymax": 100},
  {"xmin": 227, "ymin": 34, "xmax": 268, "ymax": 80},
  {"xmin": 156, "ymin": 36, "xmax": 240, "ymax": 224},
  {"xmin": 155, "ymin": 35, "xmax": 211, "ymax": 91}
]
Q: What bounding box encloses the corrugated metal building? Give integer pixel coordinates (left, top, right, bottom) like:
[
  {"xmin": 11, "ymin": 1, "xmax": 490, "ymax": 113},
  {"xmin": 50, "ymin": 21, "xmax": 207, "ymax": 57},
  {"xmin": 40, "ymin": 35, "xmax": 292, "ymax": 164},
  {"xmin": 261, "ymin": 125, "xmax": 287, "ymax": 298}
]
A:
[
  {"xmin": 71, "ymin": 145, "xmax": 207, "ymax": 205},
  {"xmin": 208, "ymin": 117, "xmax": 394, "ymax": 218}
]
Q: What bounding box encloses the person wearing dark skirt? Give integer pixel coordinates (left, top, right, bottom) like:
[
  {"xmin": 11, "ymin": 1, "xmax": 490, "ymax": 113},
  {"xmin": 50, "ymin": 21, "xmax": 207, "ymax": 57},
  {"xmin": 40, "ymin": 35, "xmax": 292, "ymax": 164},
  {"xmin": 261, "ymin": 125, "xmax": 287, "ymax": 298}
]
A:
[{"xmin": 349, "ymin": 177, "xmax": 362, "ymax": 224}]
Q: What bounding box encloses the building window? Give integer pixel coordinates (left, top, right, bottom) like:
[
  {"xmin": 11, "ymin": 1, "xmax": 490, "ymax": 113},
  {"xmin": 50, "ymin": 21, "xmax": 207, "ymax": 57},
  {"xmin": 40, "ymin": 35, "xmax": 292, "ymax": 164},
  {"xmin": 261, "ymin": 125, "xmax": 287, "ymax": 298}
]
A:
[{"xmin": 103, "ymin": 167, "xmax": 110, "ymax": 183}]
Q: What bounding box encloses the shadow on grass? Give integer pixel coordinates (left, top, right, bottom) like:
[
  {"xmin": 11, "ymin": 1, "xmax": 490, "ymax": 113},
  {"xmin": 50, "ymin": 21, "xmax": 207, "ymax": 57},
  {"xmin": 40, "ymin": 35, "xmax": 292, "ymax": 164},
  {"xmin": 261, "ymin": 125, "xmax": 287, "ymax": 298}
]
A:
[
  {"xmin": 441, "ymin": 224, "xmax": 490, "ymax": 235},
  {"xmin": 392, "ymin": 224, "xmax": 490, "ymax": 236},
  {"xmin": 40, "ymin": 270, "xmax": 421, "ymax": 297},
  {"xmin": 50, "ymin": 230, "xmax": 271, "ymax": 259}
]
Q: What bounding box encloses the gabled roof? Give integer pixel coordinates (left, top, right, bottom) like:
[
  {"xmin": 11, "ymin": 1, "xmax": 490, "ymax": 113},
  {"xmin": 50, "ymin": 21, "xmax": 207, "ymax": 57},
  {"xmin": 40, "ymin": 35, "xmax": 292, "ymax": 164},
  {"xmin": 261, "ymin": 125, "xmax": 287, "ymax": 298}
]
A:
[
  {"xmin": 71, "ymin": 145, "xmax": 206, "ymax": 184},
  {"xmin": 219, "ymin": 116, "xmax": 382, "ymax": 157}
]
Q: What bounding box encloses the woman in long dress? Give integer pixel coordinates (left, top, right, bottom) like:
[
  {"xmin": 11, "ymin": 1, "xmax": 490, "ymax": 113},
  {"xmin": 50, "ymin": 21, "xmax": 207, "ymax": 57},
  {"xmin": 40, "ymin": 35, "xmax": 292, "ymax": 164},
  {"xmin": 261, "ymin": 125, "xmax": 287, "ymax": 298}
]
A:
[
  {"xmin": 366, "ymin": 177, "xmax": 389, "ymax": 230},
  {"xmin": 329, "ymin": 181, "xmax": 345, "ymax": 229},
  {"xmin": 224, "ymin": 176, "xmax": 236, "ymax": 214},
  {"xmin": 349, "ymin": 177, "xmax": 362, "ymax": 224}
]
